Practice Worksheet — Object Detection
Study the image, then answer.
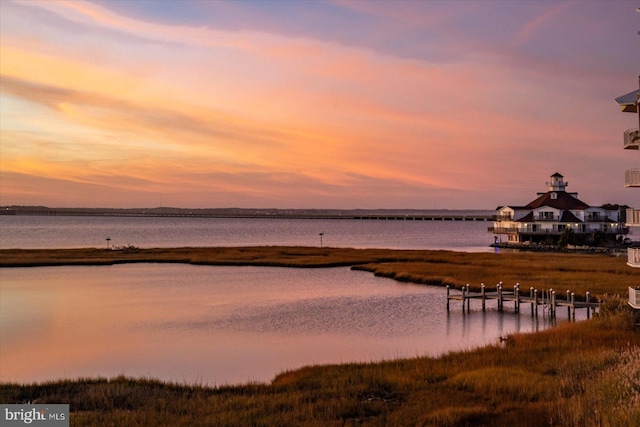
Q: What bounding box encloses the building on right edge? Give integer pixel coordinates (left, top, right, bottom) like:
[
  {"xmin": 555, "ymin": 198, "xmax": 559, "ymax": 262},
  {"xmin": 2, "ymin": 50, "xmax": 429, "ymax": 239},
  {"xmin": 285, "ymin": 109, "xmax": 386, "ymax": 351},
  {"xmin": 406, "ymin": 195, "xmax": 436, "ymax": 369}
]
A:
[
  {"xmin": 616, "ymin": 7, "xmax": 639, "ymax": 324},
  {"xmin": 615, "ymin": 77, "xmax": 640, "ymax": 268}
]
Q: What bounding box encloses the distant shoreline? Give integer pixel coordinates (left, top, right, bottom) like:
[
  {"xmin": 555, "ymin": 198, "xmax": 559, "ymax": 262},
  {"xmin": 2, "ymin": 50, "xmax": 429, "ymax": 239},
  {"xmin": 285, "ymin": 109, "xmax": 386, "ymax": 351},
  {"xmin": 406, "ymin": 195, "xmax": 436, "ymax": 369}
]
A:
[{"xmin": 0, "ymin": 206, "xmax": 495, "ymax": 220}]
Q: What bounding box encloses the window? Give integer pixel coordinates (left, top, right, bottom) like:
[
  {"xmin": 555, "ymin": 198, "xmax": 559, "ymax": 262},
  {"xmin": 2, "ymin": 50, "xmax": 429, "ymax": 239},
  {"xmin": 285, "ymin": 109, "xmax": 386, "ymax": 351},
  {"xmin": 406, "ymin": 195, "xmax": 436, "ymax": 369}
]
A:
[{"xmin": 539, "ymin": 211, "xmax": 554, "ymax": 220}]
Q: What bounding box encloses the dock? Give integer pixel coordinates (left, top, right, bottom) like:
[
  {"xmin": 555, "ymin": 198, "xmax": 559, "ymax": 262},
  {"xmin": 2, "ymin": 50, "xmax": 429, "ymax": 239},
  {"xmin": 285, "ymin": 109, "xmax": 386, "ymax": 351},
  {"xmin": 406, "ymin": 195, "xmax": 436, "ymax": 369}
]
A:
[{"xmin": 446, "ymin": 282, "xmax": 600, "ymax": 319}]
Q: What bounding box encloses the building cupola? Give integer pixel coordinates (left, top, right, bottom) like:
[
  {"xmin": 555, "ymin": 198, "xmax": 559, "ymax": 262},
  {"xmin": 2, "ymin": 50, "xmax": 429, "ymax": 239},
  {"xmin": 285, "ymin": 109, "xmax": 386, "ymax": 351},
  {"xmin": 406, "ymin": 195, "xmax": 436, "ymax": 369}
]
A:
[{"xmin": 546, "ymin": 172, "xmax": 567, "ymax": 192}]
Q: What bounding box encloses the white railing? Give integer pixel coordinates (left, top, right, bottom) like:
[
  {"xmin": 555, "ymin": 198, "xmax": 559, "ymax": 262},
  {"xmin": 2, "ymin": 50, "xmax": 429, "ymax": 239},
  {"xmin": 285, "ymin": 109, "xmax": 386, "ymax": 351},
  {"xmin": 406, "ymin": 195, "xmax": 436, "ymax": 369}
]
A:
[
  {"xmin": 629, "ymin": 286, "xmax": 640, "ymax": 309},
  {"xmin": 627, "ymin": 208, "xmax": 640, "ymax": 226},
  {"xmin": 625, "ymin": 169, "xmax": 640, "ymax": 187},
  {"xmin": 628, "ymin": 248, "xmax": 640, "ymax": 268},
  {"xmin": 491, "ymin": 224, "xmax": 620, "ymax": 235},
  {"xmin": 490, "ymin": 226, "xmax": 520, "ymax": 234},
  {"xmin": 623, "ymin": 128, "xmax": 639, "ymax": 149}
]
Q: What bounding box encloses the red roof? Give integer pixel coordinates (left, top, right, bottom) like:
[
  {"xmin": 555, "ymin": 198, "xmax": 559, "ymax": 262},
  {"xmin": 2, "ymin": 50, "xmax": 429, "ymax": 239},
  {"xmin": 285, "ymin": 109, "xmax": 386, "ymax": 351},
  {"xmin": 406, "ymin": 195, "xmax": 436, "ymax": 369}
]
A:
[
  {"xmin": 525, "ymin": 191, "xmax": 589, "ymax": 210},
  {"xmin": 516, "ymin": 212, "xmax": 535, "ymax": 223},
  {"xmin": 559, "ymin": 210, "xmax": 582, "ymax": 223},
  {"xmin": 515, "ymin": 210, "xmax": 584, "ymax": 223}
]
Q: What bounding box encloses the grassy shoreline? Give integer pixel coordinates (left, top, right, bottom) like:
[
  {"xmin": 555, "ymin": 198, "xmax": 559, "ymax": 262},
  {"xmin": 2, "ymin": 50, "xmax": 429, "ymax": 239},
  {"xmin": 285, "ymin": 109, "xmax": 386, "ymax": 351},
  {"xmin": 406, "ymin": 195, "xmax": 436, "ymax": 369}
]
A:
[
  {"xmin": 1, "ymin": 246, "xmax": 636, "ymax": 295},
  {"xmin": 1, "ymin": 246, "xmax": 639, "ymax": 425}
]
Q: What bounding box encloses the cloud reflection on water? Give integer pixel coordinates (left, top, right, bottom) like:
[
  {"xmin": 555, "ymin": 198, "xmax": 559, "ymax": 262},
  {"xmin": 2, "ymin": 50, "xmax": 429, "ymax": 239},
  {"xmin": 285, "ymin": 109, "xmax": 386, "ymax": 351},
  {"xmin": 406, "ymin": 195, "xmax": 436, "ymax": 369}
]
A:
[{"xmin": 1, "ymin": 264, "xmax": 569, "ymax": 386}]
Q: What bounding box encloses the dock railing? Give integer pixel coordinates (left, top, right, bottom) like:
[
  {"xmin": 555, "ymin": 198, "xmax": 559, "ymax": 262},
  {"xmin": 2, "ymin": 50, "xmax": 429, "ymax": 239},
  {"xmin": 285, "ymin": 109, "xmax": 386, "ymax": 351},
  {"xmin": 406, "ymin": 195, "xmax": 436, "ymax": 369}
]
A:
[{"xmin": 447, "ymin": 282, "xmax": 600, "ymax": 319}]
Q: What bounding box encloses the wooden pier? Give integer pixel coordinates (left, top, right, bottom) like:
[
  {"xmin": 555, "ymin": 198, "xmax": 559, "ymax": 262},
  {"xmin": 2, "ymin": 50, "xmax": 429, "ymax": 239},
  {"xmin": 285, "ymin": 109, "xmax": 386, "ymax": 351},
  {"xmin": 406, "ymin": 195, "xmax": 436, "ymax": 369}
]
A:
[{"xmin": 446, "ymin": 282, "xmax": 600, "ymax": 319}]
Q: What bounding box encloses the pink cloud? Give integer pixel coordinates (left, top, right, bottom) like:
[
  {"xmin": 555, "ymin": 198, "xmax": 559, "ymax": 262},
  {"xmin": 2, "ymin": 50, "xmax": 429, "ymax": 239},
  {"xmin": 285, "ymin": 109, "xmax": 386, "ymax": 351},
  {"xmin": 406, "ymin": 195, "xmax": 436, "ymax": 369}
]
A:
[
  {"xmin": 1, "ymin": 0, "xmax": 636, "ymax": 209},
  {"xmin": 510, "ymin": 2, "xmax": 575, "ymax": 47}
]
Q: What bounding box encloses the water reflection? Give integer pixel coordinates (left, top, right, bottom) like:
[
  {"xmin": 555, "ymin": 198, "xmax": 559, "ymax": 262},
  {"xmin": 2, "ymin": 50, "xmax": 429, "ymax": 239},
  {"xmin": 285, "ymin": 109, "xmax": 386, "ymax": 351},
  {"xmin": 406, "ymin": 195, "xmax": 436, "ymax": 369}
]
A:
[
  {"xmin": 1, "ymin": 265, "xmax": 574, "ymax": 386},
  {"xmin": 449, "ymin": 309, "xmax": 557, "ymax": 341}
]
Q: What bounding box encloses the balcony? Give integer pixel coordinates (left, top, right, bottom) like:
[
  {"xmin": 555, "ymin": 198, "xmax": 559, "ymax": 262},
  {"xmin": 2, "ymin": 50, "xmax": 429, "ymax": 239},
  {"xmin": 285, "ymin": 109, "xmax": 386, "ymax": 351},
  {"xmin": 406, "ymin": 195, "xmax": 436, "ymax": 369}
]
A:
[
  {"xmin": 586, "ymin": 216, "xmax": 615, "ymax": 222},
  {"xmin": 625, "ymin": 169, "xmax": 640, "ymax": 187},
  {"xmin": 627, "ymin": 208, "xmax": 640, "ymax": 226},
  {"xmin": 623, "ymin": 128, "xmax": 639, "ymax": 149},
  {"xmin": 628, "ymin": 248, "xmax": 640, "ymax": 268},
  {"xmin": 489, "ymin": 226, "xmax": 519, "ymax": 234},
  {"xmin": 490, "ymin": 225, "xmax": 562, "ymax": 235},
  {"xmin": 629, "ymin": 287, "xmax": 640, "ymax": 308},
  {"xmin": 490, "ymin": 223, "xmax": 622, "ymax": 235}
]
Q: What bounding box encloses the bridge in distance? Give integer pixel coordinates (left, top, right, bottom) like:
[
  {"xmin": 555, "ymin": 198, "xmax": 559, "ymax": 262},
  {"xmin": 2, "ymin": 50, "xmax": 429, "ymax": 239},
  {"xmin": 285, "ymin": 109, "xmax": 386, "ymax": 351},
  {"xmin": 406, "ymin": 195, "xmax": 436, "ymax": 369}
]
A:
[{"xmin": 1, "ymin": 207, "xmax": 494, "ymax": 221}]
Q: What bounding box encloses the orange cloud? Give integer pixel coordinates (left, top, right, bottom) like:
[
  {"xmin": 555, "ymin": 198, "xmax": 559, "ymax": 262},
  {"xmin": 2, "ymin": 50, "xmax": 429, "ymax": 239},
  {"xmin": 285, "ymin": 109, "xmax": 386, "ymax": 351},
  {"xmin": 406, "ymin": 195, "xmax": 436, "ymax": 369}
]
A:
[{"xmin": 0, "ymin": 0, "xmax": 634, "ymax": 208}]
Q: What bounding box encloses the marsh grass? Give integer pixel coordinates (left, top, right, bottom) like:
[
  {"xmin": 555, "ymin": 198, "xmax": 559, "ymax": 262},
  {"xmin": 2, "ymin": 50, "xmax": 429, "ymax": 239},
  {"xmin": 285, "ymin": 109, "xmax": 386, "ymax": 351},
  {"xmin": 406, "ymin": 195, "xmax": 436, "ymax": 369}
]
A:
[
  {"xmin": 1, "ymin": 311, "xmax": 638, "ymax": 426},
  {"xmin": 1, "ymin": 246, "xmax": 635, "ymax": 296},
  {"xmin": 1, "ymin": 247, "xmax": 639, "ymax": 425}
]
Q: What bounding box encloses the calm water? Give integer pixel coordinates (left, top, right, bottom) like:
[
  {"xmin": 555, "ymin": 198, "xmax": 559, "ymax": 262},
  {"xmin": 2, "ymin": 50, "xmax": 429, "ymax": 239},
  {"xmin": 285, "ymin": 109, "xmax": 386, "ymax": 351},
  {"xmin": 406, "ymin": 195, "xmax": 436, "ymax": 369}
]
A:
[
  {"xmin": 0, "ymin": 215, "xmax": 495, "ymax": 251},
  {"xmin": 0, "ymin": 265, "xmax": 566, "ymax": 386}
]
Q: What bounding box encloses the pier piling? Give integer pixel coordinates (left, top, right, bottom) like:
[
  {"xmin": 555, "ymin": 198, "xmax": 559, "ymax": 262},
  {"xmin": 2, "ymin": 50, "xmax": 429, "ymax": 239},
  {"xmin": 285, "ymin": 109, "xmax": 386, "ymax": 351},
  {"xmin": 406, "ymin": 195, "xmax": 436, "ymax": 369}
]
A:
[
  {"xmin": 461, "ymin": 285, "xmax": 467, "ymax": 313},
  {"xmin": 446, "ymin": 285, "xmax": 450, "ymax": 311},
  {"xmin": 445, "ymin": 283, "xmax": 599, "ymax": 319},
  {"xmin": 530, "ymin": 287, "xmax": 535, "ymax": 316},
  {"xmin": 466, "ymin": 284, "xmax": 471, "ymax": 312}
]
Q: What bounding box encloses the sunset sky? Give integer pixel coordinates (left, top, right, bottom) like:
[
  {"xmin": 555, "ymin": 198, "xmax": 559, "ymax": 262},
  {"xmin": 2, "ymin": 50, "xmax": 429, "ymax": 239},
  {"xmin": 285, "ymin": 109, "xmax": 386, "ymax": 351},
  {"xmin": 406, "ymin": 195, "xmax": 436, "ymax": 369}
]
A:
[{"xmin": 1, "ymin": 0, "xmax": 638, "ymax": 209}]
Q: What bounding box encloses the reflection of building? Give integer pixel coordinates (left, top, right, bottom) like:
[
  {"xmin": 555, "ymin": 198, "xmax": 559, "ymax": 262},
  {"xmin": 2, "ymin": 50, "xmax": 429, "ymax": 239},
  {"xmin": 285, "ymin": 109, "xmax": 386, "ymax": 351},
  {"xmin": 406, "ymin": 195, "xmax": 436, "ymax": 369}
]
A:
[
  {"xmin": 615, "ymin": 78, "xmax": 640, "ymax": 267},
  {"xmin": 490, "ymin": 173, "xmax": 625, "ymax": 246}
]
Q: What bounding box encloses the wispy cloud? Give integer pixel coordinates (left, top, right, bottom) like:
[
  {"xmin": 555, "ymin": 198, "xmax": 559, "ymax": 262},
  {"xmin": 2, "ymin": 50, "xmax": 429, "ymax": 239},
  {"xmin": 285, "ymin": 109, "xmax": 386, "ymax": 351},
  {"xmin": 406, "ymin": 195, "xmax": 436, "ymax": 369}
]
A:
[
  {"xmin": 0, "ymin": 0, "xmax": 636, "ymax": 208},
  {"xmin": 510, "ymin": 2, "xmax": 575, "ymax": 47}
]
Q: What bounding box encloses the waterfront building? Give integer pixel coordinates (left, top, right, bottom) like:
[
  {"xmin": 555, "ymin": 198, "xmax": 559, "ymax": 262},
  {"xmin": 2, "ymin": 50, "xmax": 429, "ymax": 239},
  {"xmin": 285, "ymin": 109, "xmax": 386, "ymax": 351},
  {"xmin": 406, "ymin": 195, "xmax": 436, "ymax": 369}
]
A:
[
  {"xmin": 490, "ymin": 173, "xmax": 626, "ymax": 247},
  {"xmin": 615, "ymin": 79, "xmax": 640, "ymax": 267}
]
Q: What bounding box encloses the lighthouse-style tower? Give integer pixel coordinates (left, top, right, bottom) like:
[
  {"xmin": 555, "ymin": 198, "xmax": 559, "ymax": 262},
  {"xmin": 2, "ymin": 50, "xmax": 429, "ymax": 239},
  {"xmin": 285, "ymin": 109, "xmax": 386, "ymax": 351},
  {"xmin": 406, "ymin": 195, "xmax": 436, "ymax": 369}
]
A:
[
  {"xmin": 537, "ymin": 172, "xmax": 578, "ymax": 198},
  {"xmin": 546, "ymin": 172, "xmax": 567, "ymax": 192}
]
